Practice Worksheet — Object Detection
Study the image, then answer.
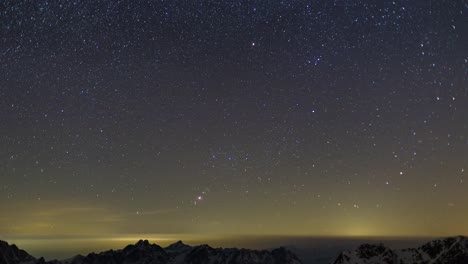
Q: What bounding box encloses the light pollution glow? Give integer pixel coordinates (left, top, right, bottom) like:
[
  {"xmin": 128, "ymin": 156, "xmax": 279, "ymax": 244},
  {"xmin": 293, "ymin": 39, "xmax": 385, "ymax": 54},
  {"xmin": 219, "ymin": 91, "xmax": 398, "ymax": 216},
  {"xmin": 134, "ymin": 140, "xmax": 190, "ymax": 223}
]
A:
[{"xmin": 1, "ymin": 198, "xmax": 467, "ymax": 239}]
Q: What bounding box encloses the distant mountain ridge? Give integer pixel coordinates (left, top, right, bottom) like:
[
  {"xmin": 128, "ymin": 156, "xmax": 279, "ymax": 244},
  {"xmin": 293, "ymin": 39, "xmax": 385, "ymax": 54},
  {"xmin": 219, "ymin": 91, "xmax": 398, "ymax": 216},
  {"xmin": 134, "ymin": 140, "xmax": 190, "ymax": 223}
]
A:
[
  {"xmin": 333, "ymin": 236, "xmax": 468, "ymax": 264},
  {"xmin": 0, "ymin": 239, "xmax": 302, "ymax": 264},
  {"xmin": 2, "ymin": 236, "xmax": 468, "ymax": 264}
]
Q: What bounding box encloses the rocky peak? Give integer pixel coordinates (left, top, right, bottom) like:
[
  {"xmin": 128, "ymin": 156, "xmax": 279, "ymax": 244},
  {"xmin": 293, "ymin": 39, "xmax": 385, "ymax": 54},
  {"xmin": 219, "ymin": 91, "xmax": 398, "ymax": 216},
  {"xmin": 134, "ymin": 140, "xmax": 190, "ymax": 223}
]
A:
[
  {"xmin": 165, "ymin": 240, "xmax": 191, "ymax": 253},
  {"xmin": 0, "ymin": 239, "xmax": 303, "ymax": 264},
  {"xmin": 170, "ymin": 240, "xmax": 186, "ymax": 247},
  {"xmin": 0, "ymin": 240, "xmax": 9, "ymax": 248},
  {"xmin": 135, "ymin": 239, "xmax": 151, "ymax": 248},
  {"xmin": 122, "ymin": 239, "xmax": 165, "ymax": 253},
  {"xmin": 419, "ymin": 236, "xmax": 467, "ymax": 259},
  {"xmin": 334, "ymin": 236, "xmax": 468, "ymax": 264},
  {"xmin": 0, "ymin": 240, "xmax": 37, "ymax": 264}
]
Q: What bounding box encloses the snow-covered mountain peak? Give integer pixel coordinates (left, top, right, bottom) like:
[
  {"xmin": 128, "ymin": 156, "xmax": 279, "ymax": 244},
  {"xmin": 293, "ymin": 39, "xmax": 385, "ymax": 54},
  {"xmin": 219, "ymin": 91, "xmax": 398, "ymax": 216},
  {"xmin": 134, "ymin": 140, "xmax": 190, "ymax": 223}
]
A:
[
  {"xmin": 334, "ymin": 236, "xmax": 468, "ymax": 264},
  {"xmin": 333, "ymin": 243, "xmax": 396, "ymax": 264}
]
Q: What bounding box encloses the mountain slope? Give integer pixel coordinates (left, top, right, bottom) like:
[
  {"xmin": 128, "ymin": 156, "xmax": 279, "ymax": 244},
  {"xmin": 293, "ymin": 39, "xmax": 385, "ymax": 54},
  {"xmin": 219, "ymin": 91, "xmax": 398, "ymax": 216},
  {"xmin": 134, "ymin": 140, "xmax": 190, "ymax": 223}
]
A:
[
  {"xmin": 165, "ymin": 241, "xmax": 192, "ymax": 255},
  {"xmin": 0, "ymin": 241, "xmax": 37, "ymax": 264},
  {"xmin": 333, "ymin": 236, "xmax": 468, "ymax": 264},
  {"xmin": 65, "ymin": 240, "xmax": 303, "ymax": 264},
  {"xmin": 0, "ymin": 240, "xmax": 302, "ymax": 264},
  {"xmin": 172, "ymin": 244, "xmax": 302, "ymax": 264}
]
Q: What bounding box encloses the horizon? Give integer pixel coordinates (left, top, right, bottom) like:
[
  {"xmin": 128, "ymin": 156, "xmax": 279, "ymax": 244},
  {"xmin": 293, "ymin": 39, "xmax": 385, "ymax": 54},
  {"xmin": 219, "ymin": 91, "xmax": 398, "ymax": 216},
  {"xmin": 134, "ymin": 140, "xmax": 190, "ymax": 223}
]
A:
[{"xmin": 1, "ymin": 234, "xmax": 449, "ymax": 260}]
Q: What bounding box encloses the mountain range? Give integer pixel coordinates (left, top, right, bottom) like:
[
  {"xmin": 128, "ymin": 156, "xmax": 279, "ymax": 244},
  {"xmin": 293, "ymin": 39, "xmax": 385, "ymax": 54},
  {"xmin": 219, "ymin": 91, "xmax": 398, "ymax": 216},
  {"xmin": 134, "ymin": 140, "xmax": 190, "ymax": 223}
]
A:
[
  {"xmin": 1, "ymin": 236, "xmax": 468, "ymax": 264},
  {"xmin": 334, "ymin": 236, "xmax": 468, "ymax": 264},
  {"xmin": 0, "ymin": 239, "xmax": 302, "ymax": 264}
]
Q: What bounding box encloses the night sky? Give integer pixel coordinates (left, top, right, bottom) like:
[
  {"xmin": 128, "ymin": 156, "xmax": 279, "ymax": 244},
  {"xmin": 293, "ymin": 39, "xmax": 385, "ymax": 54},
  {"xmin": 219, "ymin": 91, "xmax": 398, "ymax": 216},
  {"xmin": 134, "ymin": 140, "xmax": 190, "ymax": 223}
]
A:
[{"xmin": 1, "ymin": 0, "xmax": 468, "ymax": 245}]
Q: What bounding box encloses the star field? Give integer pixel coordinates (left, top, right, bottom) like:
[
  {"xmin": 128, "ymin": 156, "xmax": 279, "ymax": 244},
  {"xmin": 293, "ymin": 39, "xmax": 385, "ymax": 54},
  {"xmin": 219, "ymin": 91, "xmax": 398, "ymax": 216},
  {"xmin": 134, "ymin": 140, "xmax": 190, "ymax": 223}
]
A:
[{"xmin": 1, "ymin": 0, "xmax": 468, "ymax": 240}]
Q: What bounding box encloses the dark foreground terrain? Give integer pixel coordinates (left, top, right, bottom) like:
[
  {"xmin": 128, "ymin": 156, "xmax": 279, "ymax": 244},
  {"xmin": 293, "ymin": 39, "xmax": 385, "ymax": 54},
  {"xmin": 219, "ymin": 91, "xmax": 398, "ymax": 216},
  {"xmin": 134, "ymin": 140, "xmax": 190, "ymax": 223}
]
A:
[
  {"xmin": 1, "ymin": 236, "xmax": 468, "ymax": 264},
  {"xmin": 0, "ymin": 239, "xmax": 302, "ymax": 264}
]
